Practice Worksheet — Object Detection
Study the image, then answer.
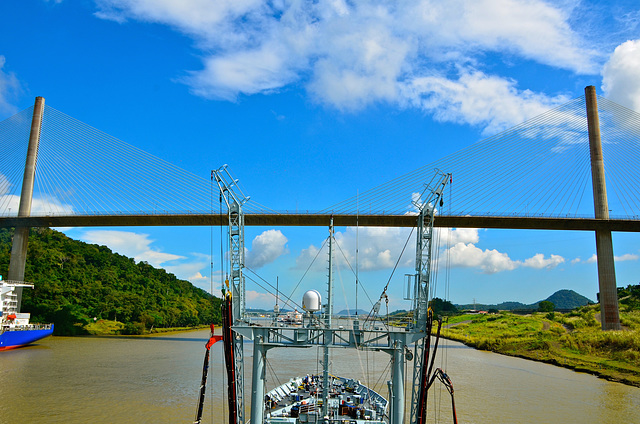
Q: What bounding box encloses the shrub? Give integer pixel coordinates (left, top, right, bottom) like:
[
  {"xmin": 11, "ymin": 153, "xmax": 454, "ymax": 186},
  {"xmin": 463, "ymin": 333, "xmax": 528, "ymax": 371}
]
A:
[{"xmin": 122, "ymin": 321, "xmax": 145, "ymax": 335}]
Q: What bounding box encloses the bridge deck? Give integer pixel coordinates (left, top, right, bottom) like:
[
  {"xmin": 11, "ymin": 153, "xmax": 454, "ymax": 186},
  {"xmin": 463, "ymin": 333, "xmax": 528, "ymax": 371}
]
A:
[{"xmin": 1, "ymin": 214, "xmax": 639, "ymax": 231}]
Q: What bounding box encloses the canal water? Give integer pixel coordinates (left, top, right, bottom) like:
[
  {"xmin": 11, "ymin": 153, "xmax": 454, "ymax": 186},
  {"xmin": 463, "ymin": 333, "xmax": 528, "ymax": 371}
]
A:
[{"xmin": 1, "ymin": 329, "xmax": 638, "ymax": 424}]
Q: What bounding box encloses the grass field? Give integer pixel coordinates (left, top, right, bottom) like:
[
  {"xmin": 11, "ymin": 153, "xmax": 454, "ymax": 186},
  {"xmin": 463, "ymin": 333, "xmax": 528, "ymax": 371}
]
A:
[{"xmin": 441, "ymin": 304, "xmax": 640, "ymax": 387}]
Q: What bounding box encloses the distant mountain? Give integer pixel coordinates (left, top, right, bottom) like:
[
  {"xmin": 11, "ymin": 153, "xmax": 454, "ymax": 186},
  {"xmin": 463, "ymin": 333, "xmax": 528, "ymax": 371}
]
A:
[
  {"xmin": 455, "ymin": 289, "xmax": 593, "ymax": 311},
  {"xmin": 496, "ymin": 301, "xmax": 528, "ymax": 310}
]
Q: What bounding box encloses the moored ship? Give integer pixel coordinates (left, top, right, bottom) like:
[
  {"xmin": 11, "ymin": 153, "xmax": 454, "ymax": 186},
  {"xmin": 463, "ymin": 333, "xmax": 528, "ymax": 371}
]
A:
[{"xmin": 0, "ymin": 278, "xmax": 53, "ymax": 351}]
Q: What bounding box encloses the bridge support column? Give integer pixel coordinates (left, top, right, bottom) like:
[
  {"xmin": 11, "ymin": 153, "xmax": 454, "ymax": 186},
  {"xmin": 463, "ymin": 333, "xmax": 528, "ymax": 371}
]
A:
[
  {"xmin": 8, "ymin": 96, "xmax": 44, "ymax": 311},
  {"xmin": 585, "ymin": 86, "xmax": 621, "ymax": 331}
]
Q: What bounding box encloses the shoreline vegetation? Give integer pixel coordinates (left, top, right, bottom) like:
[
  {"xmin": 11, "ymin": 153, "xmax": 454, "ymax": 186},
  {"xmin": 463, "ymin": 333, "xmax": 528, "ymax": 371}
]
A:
[
  {"xmin": 82, "ymin": 320, "xmax": 211, "ymax": 336},
  {"xmin": 0, "ymin": 228, "xmax": 222, "ymax": 336},
  {"xmin": 438, "ymin": 303, "xmax": 640, "ymax": 388}
]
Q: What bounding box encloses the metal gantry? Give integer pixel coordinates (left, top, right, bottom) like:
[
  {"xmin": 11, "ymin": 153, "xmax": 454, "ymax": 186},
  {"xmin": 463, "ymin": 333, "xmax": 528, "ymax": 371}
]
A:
[
  {"xmin": 408, "ymin": 171, "xmax": 451, "ymax": 424},
  {"xmin": 212, "ymin": 165, "xmax": 250, "ymax": 424}
]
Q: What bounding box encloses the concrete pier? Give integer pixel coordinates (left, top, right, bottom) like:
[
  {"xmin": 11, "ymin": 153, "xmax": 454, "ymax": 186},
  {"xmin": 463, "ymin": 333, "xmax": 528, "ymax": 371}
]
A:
[
  {"xmin": 8, "ymin": 96, "xmax": 44, "ymax": 311},
  {"xmin": 585, "ymin": 86, "xmax": 621, "ymax": 331}
]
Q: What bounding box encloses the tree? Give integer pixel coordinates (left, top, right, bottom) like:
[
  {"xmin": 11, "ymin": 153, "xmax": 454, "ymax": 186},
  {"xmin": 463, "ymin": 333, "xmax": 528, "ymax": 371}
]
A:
[
  {"xmin": 429, "ymin": 297, "xmax": 458, "ymax": 315},
  {"xmin": 0, "ymin": 227, "xmax": 222, "ymax": 335},
  {"xmin": 538, "ymin": 300, "xmax": 555, "ymax": 312}
]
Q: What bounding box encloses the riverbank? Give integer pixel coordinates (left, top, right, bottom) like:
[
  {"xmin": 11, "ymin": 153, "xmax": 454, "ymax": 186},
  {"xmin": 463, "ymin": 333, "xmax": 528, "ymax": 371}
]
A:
[
  {"xmin": 83, "ymin": 319, "xmax": 212, "ymax": 336},
  {"xmin": 441, "ymin": 305, "xmax": 640, "ymax": 388}
]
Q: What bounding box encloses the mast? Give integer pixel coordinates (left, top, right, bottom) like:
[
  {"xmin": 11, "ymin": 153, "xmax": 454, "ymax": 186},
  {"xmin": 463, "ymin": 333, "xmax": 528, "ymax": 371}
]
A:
[
  {"xmin": 213, "ymin": 166, "xmax": 249, "ymax": 424},
  {"xmin": 409, "ymin": 171, "xmax": 451, "ymax": 424},
  {"xmin": 321, "ymin": 218, "xmax": 334, "ymax": 422}
]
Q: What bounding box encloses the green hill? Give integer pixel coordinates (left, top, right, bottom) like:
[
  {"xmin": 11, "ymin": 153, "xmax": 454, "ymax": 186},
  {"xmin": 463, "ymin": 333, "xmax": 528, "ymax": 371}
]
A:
[
  {"xmin": 0, "ymin": 227, "xmax": 221, "ymax": 335},
  {"xmin": 539, "ymin": 289, "xmax": 593, "ymax": 310},
  {"xmin": 456, "ymin": 289, "xmax": 593, "ymax": 311}
]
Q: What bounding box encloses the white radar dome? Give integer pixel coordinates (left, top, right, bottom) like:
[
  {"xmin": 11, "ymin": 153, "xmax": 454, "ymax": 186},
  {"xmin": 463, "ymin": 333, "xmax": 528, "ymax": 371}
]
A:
[{"xmin": 302, "ymin": 290, "xmax": 322, "ymax": 312}]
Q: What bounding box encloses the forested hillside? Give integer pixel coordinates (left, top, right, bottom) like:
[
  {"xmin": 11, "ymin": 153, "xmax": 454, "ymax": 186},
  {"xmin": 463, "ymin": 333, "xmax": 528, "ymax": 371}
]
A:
[{"xmin": 0, "ymin": 228, "xmax": 221, "ymax": 335}]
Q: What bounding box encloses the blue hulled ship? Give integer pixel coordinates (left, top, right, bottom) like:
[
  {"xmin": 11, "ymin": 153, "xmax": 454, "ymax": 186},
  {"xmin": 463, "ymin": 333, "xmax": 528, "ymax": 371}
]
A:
[{"xmin": 0, "ymin": 279, "xmax": 53, "ymax": 351}]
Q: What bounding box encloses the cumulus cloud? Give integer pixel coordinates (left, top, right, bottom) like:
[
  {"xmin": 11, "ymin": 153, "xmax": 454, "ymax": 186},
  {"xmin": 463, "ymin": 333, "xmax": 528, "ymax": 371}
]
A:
[
  {"xmin": 246, "ymin": 229, "xmax": 289, "ymax": 268},
  {"xmin": 93, "ymin": 0, "xmax": 598, "ymax": 133},
  {"xmin": 582, "ymin": 253, "xmax": 639, "ymax": 264},
  {"xmin": 447, "ymin": 242, "xmax": 519, "ymax": 273},
  {"xmin": 296, "ymin": 226, "xmax": 414, "ymax": 272},
  {"xmin": 0, "ymin": 173, "xmax": 11, "ymax": 197},
  {"xmin": 0, "ymin": 56, "xmax": 21, "ymax": 116},
  {"xmin": 81, "ymin": 230, "xmax": 185, "ymax": 266},
  {"xmin": 522, "ymin": 253, "xmax": 565, "ymax": 269},
  {"xmin": 615, "ymin": 253, "xmax": 639, "ymax": 262},
  {"xmin": 436, "ymin": 227, "xmax": 479, "ymax": 244},
  {"xmin": 296, "ymin": 225, "xmax": 565, "ymax": 275},
  {"xmin": 602, "ymin": 39, "xmax": 640, "ymax": 111},
  {"xmin": 446, "ymin": 244, "xmax": 565, "ymax": 273},
  {"xmin": 79, "ymin": 229, "xmax": 216, "ymax": 289},
  {"xmin": 400, "ymin": 71, "xmax": 570, "ymax": 135},
  {"xmin": 0, "ymin": 194, "xmax": 74, "ymax": 216},
  {"xmin": 246, "ymin": 289, "xmax": 278, "ymax": 309}
]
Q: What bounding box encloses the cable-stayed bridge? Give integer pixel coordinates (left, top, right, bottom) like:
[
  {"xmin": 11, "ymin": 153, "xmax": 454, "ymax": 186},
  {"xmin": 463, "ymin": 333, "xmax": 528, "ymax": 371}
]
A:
[
  {"xmin": 1, "ymin": 93, "xmax": 640, "ymax": 230},
  {"xmin": 0, "ymin": 87, "xmax": 638, "ymax": 329}
]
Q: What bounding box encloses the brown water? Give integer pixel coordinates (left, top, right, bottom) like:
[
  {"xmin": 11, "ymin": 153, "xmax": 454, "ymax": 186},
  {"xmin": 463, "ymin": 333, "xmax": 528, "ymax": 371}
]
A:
[{"xmin": 1, "ymin": 329, "xmax": 639, "ymax": 424}]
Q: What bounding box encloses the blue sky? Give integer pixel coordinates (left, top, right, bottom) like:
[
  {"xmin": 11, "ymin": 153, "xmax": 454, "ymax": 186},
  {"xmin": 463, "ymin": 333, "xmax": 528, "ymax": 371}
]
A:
[{"xmin": 1, "ymin": 0, "xmax": 640, "ymax": 311}]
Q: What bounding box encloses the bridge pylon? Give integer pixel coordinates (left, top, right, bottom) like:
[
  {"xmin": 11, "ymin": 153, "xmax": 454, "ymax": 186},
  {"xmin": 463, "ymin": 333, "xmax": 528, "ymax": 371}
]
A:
[
  {"xmin": 7, "ymin": 96, "xmax": 44, "ymax": 312},
  {"xmin": 585, "ymin": 86, "xmax": 621, "ymax": 331}
]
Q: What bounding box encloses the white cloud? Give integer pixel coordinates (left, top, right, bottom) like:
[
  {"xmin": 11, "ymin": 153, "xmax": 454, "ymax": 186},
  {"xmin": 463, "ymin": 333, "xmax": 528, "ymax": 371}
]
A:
[
  {"xmin": 164, "ymin": 261, "xmax": 209, "ymax": 282},
  {"xmin": 296, "ymin": 225, "xmax": 568, "ymax": 276},
  {"xmin": 81, "ymin": 230, "xmax": 185, "ymax": 266},
  {"xmin": 0, "ymin": 56, "xmax": 20, "ymax": 116},
  {"xmin": 246, "ymin": 229, "xmax": 289, "ymax": 268},
  {"xmin": 615, "ymin": 253, "xmax": 639, "ymax": 262},
  {"xmin": 296, "ymin": 226, "xmax": 414, "ymax": 272},
  {"xmin": 523, "ymin": 253, "xmax": 565, "ymax": 269},
  {"xmin": 246, "ymin": 289, "xmax": 278, "ymax": 309},
  {"xmin": 0, "ymin": 172, "xmax": 13, "ymax": 199},
  {"xmin": 447, "ymin": 242, "xmax": 519, "ymax": 273},
  {"xmin": 581, "ymin": 253, "xmax": 639, "ymax": 264},
  {"xmin": 297, "ymin": 226, "xmax": 481, "ymax": 272},
  {"xmin": 445, "ymin": 240, "xmax": 565, "ymax": 273},
  {"xmin": 400, "ymin": 71, "xmax": 571, "ymax": 135},
  {"xmin": 78, "ymin": 229, "xmax": 218, "ymax": 290},
  {"xmin": 93, "ymin": 0, "xmax": 597, "ymax": 132},
  {"xmin": 436, "ymin": 227, "xmax": 479, "ymax": 244},
  {"xmin": 0, "ymin": 194, "xmax": 74, "ymax": 216},
  {"xmin": 602, "ymin": 39, "xmax": 640, "ymax": 111}
]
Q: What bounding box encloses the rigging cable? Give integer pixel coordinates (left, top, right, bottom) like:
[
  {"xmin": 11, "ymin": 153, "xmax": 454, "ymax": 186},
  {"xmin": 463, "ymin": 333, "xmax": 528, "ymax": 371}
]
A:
[{"xmin": 364, "ymin": 226, "xmax": 415, "ymax": 329}]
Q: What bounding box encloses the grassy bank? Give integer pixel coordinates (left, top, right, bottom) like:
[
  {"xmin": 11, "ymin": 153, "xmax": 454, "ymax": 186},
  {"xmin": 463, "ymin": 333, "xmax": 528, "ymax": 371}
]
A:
[
  {"xmin": 441, "ymin": 305, "xmax": 640, "ymax": 387},
  {"xmin": 83, "ymin": 319, "xmax": 209, "ymax": 336}
]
